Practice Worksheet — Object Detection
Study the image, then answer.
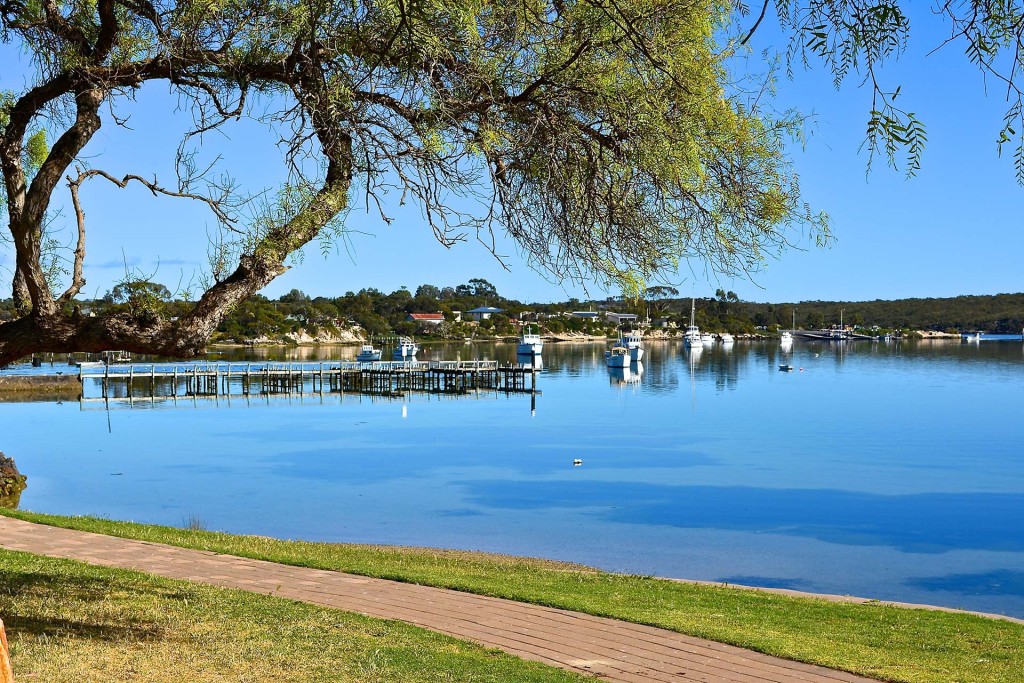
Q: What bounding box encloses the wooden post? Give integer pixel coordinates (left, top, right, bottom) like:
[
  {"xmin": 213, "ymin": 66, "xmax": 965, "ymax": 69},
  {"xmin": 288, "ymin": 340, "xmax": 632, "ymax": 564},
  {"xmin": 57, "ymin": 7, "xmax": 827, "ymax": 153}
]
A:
[{"xmin": 0, "ymin": 617, "xmax": 14, "ymax": 683}]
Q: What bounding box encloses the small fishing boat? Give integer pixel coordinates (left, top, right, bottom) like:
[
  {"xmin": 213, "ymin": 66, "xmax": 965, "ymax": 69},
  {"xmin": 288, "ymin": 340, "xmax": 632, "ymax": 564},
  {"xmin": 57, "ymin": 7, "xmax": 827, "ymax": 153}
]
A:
[
  {"xmin": 719, "ymin": 333, "xmax": 735, "ymax": 345},
  {"xmin": 700, "ymin": 332, "xmax": 715, "ymax": 345},
  {"xmin": 605, "ymin": 342, "xmax": 630, "ymax": 368},
  {"xmin": 779, "ymin": 364, "xmax": 794, "ymax": 372},
  {"xmin": 393, "ymin": 337, "xmax": 419, "ymax": 360},
  {"xmin": 619, "ymin": 331, "xmax": 644, "ymax": 362},
  {"xmin": 517, "ymin": 326, "xmax": 544, "ymax": 356},
  {"xmin": 780, "ymin": 330, "xmax": 794, "ymax": 344},
  {"xmin": 356, "ymin": 344, "xmax": 382, "ymax": 362}
]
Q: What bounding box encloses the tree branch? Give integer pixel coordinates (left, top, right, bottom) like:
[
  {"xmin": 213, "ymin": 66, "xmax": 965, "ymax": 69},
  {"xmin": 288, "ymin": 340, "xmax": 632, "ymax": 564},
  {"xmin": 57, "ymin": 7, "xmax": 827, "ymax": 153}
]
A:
[{"xmin": 740, "ymin": 0, "xmax": 771, "ymax": 46}]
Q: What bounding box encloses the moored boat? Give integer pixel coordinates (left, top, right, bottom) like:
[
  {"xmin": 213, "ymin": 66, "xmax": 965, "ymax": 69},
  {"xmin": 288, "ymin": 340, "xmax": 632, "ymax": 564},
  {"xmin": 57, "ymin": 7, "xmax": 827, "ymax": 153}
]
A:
[
  {"xmin": 605, "ymin": 342, "xmax": 630, "ymax": 368},
  {"xmin": 393, "ymin": 337, "xmax": 419, "ymax": 360},
  {"xmin": 517, "ymin": 326, "xmax": 544, "ymax": 356},
  {"xmin": 719, "ymin": 333, "xmax": 734, "ymax": 345},
  {"xmin": 684, "ymin": 298, "xmax": 702, "ymax": 347},
  {"xmin": 356, "ymin": 344, "xmax": 382, "ymax": 362},
  {"xmin": 100, "ymin": 350, "xmax": 132, "ymax": 365},
  {"xmin": 619, "ymin": 332, "xmax": 644, "ymax": 362}
]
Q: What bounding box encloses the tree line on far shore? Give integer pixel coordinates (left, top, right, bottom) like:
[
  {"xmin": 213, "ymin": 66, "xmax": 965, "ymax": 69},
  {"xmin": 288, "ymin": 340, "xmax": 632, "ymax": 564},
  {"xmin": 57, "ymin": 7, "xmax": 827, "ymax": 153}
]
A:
[{"xmin": 3, "ymin": 283, "xmax": 1022, "ymax": 344}]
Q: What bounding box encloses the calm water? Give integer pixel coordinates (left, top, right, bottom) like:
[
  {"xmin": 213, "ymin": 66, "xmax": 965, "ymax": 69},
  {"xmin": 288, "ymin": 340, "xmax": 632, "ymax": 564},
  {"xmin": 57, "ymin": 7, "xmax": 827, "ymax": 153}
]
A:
[{"xmin": 3, "ymin": 339, "xmax": 1024, "ymax": 617}]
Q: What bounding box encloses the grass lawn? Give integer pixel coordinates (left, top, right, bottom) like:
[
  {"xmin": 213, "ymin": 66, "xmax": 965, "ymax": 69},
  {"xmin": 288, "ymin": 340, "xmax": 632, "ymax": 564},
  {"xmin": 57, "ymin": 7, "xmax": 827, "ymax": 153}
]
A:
[
  {"xmin": 0, "ymin": 548, "xmax": 587, "ymax": 683},
  {"xmin": 3, "ymin": 509, "xmax": 1022, "ymax": 683}
]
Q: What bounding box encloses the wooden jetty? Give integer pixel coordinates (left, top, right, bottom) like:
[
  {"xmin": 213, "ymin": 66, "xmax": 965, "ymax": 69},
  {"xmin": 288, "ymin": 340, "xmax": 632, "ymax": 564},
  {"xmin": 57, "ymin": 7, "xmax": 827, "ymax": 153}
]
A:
[{"xmin": 78, "ymin": 360, "xmax": 538, "ymax": 401}]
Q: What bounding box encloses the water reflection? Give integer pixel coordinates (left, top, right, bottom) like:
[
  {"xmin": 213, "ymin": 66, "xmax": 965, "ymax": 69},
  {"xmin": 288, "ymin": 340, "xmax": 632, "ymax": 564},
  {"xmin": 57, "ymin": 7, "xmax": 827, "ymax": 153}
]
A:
[
  {"xmin": 459, "ymin": 479, "xmax": 1024, "ymax": 553},
  {"xmin": 4, "ymin": 337, "xmax": 1024, "ymax": 617},
  {"xmin": 608, "ymin": 364, "xmax": 643, "ymax": 387}
]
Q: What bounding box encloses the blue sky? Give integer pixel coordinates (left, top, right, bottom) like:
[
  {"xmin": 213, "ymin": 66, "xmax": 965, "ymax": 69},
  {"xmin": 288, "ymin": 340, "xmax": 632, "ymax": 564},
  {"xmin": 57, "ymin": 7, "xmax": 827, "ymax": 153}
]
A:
[{"xmin": 1, "ymin": 8, "xmax": 1022, "ymax": 305}]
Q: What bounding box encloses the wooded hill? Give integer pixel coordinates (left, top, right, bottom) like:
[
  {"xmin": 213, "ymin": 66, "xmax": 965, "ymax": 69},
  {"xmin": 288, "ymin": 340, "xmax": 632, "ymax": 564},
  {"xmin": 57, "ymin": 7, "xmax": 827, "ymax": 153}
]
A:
[
  {"xmin": 668, "ymin": 293, "xmax": 1024, "ymax": 334},
  {"xmin": 2, "ymin": 289, "xmax": 1022, "ymax": 340}
]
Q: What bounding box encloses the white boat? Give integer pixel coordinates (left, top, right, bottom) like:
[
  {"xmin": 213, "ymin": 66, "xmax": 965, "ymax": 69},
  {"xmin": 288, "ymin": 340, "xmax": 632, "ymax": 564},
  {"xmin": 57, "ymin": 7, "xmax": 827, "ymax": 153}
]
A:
[
  {"xmin": 356, "ymin": 344, "xmax": 381, "ymax": 362},
  {"xmin": 828, "ymin": 328, "xmax": 850, "ymax": 340},
  {"xmin": 100, "ymin": 350, "xmax": 132, "ymax": 364},
  {"xmin": 719, "ymin": 333, "xmax": 735, "ymax": 345},
  {"xmin": 619, "ymin": 332, "xmax": 644, "ymax": 362},
  {"xmin": 684, "ymin": 298, "xmax": 702, "ymax": 347},
  {"xmin": 700, "ymin": 332, "xmax": 715, "ymax": 346},
  {"xmin": 392, "ymin": 337, "xmax": 419, "ymax": 360},
  {"xmin": 782, "ymin": 309, "xmax": 797, "ymax": 346},
  {"xmin": 517, "ymin": 326, "xmax": 544, "ymax": 356},
  {"xmin": 605, "ymin": 342, "xmax": 630, "ymax": 368}
]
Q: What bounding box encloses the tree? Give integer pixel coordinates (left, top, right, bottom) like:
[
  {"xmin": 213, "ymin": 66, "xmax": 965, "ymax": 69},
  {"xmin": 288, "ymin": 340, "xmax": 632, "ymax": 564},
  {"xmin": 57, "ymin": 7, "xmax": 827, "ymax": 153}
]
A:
[
  {"xmin": 645, "ymin": 286, "xmax": 679, "ymax": 301},
  {"xmin": 415, "ymin": 285, "xmax": 441, "ymax": 300},
  {"xmin": 1, "ymin": 0, "xmax": 826, "ymax": 365},
  {"xmin": 467, "ymin": 278, "xmax": 498, "ymax": 300},
  {"xmin": 108, "ymin": 281, "xmax": 172, "ymax": 306}
]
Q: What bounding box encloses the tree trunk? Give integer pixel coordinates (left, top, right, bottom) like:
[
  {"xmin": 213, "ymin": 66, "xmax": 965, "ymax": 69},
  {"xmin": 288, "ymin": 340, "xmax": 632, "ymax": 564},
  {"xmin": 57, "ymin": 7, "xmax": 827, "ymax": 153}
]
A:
[{"xmin": 0, "ymin": 617, "xmax": 13, "ymax": 683}]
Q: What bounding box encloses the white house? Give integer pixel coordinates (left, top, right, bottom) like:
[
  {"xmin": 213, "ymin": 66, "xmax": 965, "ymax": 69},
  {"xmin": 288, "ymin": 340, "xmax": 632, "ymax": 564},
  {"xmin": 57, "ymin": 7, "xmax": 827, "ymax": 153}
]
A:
[
  {"xmin": 467, "ymin": 306, "xmax": 503, "ymax": 321},
  {"xmin": 606, "ymin": 312, "xmax": 639, "ymax": 326}
]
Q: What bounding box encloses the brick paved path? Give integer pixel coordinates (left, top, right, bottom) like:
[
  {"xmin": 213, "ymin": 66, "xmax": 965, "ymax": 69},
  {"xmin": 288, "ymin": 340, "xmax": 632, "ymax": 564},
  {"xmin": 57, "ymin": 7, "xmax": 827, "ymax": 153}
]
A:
[{"xmin": 0, "ymin": 516, "xmax": 876, "ymax": 682}]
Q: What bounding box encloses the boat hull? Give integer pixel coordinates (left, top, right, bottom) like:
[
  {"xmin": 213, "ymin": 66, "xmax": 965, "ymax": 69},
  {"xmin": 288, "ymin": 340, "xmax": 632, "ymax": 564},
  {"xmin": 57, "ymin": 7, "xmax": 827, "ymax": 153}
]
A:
[
  {"xmin": 605, "ymin": 352, "xmax": 630, "ymax": 368},
  {"xmin": 517, "ymin": 342, "xmax": 543, "ymax": 355}
]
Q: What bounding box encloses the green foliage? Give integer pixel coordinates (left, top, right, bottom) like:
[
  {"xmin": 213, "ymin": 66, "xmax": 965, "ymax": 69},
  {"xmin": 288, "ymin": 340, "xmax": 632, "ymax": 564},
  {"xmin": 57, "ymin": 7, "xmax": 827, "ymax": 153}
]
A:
[
  {"xmin": 3, "ymin": 0, "xmax": 823, "ymax": 322},
  {"xmin": 772, "ymin": 0, "xmax": 1024, "ymax": 182},
  {"xmin": 101, "ymin": 280, "xmax": 173, "ymax": 324}
]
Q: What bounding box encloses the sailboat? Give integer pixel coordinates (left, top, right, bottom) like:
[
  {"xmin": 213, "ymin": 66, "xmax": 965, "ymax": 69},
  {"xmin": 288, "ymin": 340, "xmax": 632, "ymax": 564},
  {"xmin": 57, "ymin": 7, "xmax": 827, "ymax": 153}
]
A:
[
  {"xmin": 684, "ymin": 298, "xmax": 702, "ymax": 347},
  {"xmin": 781, "ymin": 309, "xmax": 795, "ymax": 345}
]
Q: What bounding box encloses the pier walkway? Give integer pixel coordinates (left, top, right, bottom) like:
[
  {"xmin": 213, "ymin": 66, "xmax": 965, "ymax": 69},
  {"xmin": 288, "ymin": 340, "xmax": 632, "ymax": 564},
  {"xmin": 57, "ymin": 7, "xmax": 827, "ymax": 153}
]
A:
[
  {"xmin": 0, "ymin": 516, "xmax": 875, "ymax": 683},
  {"xmin": 78, "ymin": 360, "xmax": 538, "ymax": 401}
]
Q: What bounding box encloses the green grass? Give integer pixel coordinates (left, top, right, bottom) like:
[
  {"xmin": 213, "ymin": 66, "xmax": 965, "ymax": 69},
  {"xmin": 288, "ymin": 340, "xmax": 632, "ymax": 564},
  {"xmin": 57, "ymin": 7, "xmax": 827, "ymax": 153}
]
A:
[
  {"xmin": 0, "ymin": 548, "xmax": 587, "ymax": 683},
  {"xmin": 3, "ymin": 509, "xmax": 1023, "ymax": 682}
]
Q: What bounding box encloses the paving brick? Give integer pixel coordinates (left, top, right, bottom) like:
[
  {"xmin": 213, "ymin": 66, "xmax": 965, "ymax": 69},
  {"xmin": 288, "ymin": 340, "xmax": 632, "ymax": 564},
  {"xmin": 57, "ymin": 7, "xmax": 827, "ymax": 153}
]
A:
[{"xmin": 0, "ymin": 516, "xmax": 877, "ymax": 682}]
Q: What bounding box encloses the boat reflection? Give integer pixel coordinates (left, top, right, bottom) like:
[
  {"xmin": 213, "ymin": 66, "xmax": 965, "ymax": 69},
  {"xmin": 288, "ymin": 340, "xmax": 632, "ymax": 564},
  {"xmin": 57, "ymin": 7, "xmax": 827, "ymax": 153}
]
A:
[
  {"xmin": 608, "ymin": 363, "xmax": 643, "ymax": 386},
  {"xmin": 519, "ymin": 354, "xmax": 544, "ymax": 371}
]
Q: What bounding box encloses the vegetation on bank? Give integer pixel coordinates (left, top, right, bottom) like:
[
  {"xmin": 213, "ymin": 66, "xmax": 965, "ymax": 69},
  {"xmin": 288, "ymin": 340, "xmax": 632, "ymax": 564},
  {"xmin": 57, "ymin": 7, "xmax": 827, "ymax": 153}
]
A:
[
  {"xmin": 3, "ymin": 510, "xmax": 1020, "ymax": 683},
  {"xmin": 0, "ymin": 548, "xmax": 584, "ymax": 683},
  {"xmin": 6, "ymin": 285, "xmax": 1022, "ymax": 350}
]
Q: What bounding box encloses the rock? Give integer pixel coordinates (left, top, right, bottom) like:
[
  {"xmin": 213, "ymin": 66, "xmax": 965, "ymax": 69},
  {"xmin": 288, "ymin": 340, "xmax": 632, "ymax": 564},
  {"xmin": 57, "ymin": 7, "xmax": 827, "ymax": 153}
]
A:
[{"xmin": 0, "ymin": 452, "xmax": 27, "ymax": 510}]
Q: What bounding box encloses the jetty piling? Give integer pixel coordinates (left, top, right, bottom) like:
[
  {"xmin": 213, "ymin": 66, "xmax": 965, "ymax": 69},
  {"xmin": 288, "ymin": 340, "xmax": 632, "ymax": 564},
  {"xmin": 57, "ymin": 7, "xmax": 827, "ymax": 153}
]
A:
[{"xmin": 77, "ymin": 360, "xmax": 539, "ymax": 403}]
